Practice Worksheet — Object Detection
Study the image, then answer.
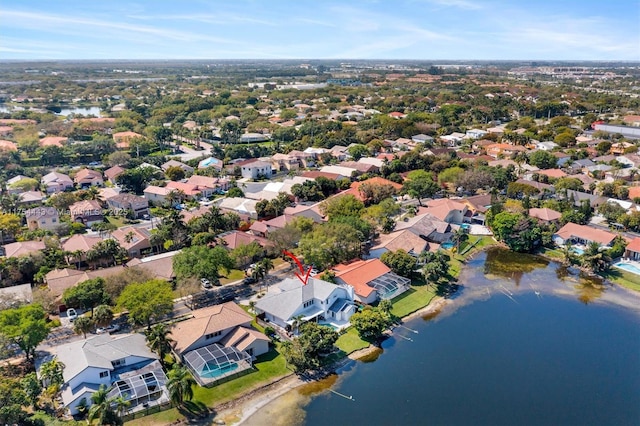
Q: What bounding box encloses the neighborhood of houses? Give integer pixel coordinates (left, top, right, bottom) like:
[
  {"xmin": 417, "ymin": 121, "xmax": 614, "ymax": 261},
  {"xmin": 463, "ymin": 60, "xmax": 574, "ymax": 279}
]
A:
[{"xmin": 3, "ymin": 90, "xmax": 640, "ymax": 421}]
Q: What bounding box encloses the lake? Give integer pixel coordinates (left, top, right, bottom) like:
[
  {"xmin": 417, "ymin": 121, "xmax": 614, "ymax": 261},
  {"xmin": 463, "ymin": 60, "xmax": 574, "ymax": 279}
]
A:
[
  {"xmin": 0, "ymin": 105, "xmax": 101, "ymax": 116},
  {"xmin": 245, "ymin": 248, "xmax": 640, "ymax": 426}
]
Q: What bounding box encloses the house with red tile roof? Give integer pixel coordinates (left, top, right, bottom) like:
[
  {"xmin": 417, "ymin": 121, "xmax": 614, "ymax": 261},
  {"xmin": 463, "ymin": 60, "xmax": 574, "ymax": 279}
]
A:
[
  {"xmin": 39, "ymin": 136, "xmax": 68, "ymax": 147},
  {"xmin": 623, "ymin": 238, "xmax": 640, "ymax": 260},
  {"xmin": 104, "ymin": 165, "xmax": 125, "ymax": 184},
  {"xmin": 69, "ymin": 200, "xmax": 103, "ymax": 227},
  {"xmin": 1, "ymin": 240, "xmax": 46, "ymax": 258},
  {"xmin": 528, "ymin": 207, "xmax": 562, "ymax": 224},
  {"xmin": 388, "ymin": 111, "xmax": 406, "ymax": 119},
  {"xmin": 333, "ymin": 258, "xmax": 410, "ymax": 304},
  {"xmin": 74, "ymin": 168, "xmax": 104, "ymax": 188},
  {"xmin": 112, "ymin": 131, "xmax": 143, "ymax": 149},
  {"xmin": 165, "ymin": 181, "xmax": 202, "ymax": 199},
  {"xmin": 486, "ymin": 143, "xmax": 527, "ymax": 158},
  {"xmin": 420, "ymin": 198, "xmax": 468, "ymax": 223},
  {"xmin": 537, "ymin": 169, "xmax": 566, "ymax": 179},
  {"xmin": 553, "ymin": 223, "xmax": 619, "ymax": 248},
  {"xmin": 0, "ymin": 140, "xmax": 17, "ymax": 151}
]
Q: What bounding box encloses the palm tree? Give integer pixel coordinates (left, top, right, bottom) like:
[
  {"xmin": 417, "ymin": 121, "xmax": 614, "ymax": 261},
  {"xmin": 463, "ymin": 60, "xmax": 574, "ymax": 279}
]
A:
[
  {"xmin": 112, "ymin": 394, "xmax": 131, "ymax": 419},
  {"xmin": 581, "ymin": 241, "xmax": 612, "ymax": 273},
  {"xmin": 93, "ymin": 304, "xmax": 114, "ymax": 329},
  {"xmin": 73, "ymin": 316, "xmax": 94, "ymax": 339},
  {"xmin": 166, "ymin": 364, "xmax": 195, "ymax": 407},
  {"xmin": 39, "ymin": 358, "xmax": 64, "ymax": 388},
  {"xmin": 87, "ymin": 384, "xmax": 118, "ymax": 425},
  {"xmin": 561, "ymin": 242, "xmax": 576, "ymax": 266},
  {"xmin": 452, "ymin": 227, "xmax": 469, "ymax": 253},
  {"xmin": 248, "ymin": 300, "xmax": 256, "ymax": 314},
  {"xmin": 124, "ymin": 231, "xmax": 135, "ymax": 244},
  {"xmin": 291, "ymin": 314, "xmax": 305, "ymax": 336},
  {"xmin": 145, "ymin": 324, "xmax": 174, "ymax": 366}
]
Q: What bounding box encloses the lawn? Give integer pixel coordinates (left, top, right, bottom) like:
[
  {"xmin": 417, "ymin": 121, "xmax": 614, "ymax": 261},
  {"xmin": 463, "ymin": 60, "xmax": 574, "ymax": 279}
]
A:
[
  {"xmin": 106, "ymin": 215, "xmax": 127, "ymax": 228},
  {"xmin": 127, "ymin": 347, "xmax": 290, "ymax": 425},
  {"xmin": 601, "ymin": 268, "xmax": 640, "ymax": 292},
  {"xmin": 220, "ymin": 268, "xmax": 246, "ymax": 284},
  {"xmin": 390, "ymin": 284, "xmax": 437, "ymax": 318},
  {"xmin": 335, "ymin": 327, "xmax": 369, "ymax": 354}
]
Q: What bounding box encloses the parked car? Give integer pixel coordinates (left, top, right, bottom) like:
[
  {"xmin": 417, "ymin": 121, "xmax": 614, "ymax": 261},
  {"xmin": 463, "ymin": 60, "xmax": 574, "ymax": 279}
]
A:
[
  {"xmin": 201, "ymin": 278, "xmax": 213, "ymax": 289},
  {"xmin": 66, "ymin": 308, "xmax": 78, "ymax": 322},
  {"xmin": 96, "ymin": 323, "xmax": 121, "ymax": 334},
  {"xmin": 243, "ymin": 276, "xmax": 257, "ymax": 285},
  {"xmin": 310, "ymin": 268, "xmax": 319, "ymax": 276}
]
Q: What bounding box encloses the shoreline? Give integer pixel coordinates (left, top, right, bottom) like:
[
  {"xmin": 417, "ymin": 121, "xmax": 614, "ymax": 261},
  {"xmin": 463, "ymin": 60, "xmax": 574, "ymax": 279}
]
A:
[{"xmin": 212, "ymin": 296, "xmax": 453, "ymax": 425}]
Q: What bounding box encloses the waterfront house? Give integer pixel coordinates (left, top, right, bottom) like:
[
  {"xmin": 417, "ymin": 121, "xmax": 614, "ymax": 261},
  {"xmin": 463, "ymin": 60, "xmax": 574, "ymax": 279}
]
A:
[
  {"xmin": 333, "ymin": 258, "xmax": 410, "ymax": 304},
  {"xmin": 254, "ymin": 277, "xmax": 356, "ymax": 331},
  {"xmin": 553, "ymin": 223, "xmax": 618, "ymax": 248},
  {"xmin": 623, "ymin": 238, "xmax": 640, "ymax": 261},
  {"xmin": 42, "ymin": 333, "xmax": 164, "ymax": 415}
]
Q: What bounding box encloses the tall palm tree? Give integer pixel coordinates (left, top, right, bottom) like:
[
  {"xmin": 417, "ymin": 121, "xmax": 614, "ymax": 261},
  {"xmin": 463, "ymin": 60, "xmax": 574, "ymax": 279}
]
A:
[
  {"xmin": 581, "ymin": 241, "xmax": 612, "ymax": 273},
  {"xmin": 93, "ymin": 304, "xmax": 114, "ymax": 329},
  {"xmin": 452, "ymin": 227, "xmax": 469, "ymax": 253},
  {"xmin": 73, "ymin": 316, "xmax": 94, "ymax": 339},
  {"xmin": 112, "ymin": 395, "xmax": 131, "ymax": 419},
  {"xmin": 166, "ymin": 364, "xmax": 195, "ymax": 407},
  {"xmin": 87, "ymin": 384, "xmax": 118, "ymax": 425},
  {"xmin": 145, "ymin": 324, "xmax": 174, "ymax": 366},
  {"xmin": 291, "ymin": 314, "xmax": 305, "ymax": 336}
]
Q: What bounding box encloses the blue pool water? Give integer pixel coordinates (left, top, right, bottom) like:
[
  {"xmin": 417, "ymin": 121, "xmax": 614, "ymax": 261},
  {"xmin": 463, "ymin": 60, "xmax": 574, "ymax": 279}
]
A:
[
  {"xmin": 571, "ymin": 247, "xmax": 585, "ymax": 255},
  {"xmin": 199, "ymin": 361, "xmax": 238, "ymax": 379},
  {"xmin": 441, "ymin": 242, "xmax": 454, "ymax": 249},
  {"xmin": 460, "ymin": 224, "xmax": 470, "ymax": 230},
  {"xmin": 614, "ymin": 262, "xmax": 640, "ymax": 276}
]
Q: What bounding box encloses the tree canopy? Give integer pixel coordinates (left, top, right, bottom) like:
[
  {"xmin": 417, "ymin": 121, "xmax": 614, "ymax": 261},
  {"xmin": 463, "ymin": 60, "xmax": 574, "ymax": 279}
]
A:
[{"xmin": 117, "ymin": 279, "xmax": 174, "ymax": 328}]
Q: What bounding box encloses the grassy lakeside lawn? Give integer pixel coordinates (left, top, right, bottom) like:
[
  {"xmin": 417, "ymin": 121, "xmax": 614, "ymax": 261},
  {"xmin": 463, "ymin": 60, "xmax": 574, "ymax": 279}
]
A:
[
  {"xmin": 390, "ymin": 284, "xmax": 437, "ymax": 318},
  {"xmin": 601, "ymin": 268, "xmax": 640, "ymax": 292},
  {"xmin": 335, "ymin": 327, "xmax": 369, "ymax": 354},
  {"xmin": 127, "ymin": 347, "xmax": 290, "ymax": 426}
]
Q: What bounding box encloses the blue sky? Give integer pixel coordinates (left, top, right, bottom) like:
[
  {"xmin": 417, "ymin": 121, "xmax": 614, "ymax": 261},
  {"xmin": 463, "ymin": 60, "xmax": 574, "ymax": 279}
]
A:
[{"xmin": 1, "ymin": 0, "xmax": 638, "ymax": 60}]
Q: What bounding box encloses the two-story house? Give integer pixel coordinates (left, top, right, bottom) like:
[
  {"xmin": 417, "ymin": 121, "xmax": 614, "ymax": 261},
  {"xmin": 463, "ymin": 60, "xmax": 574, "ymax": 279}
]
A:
[
  {"xmin": 106, "ymin": 193, "xmax": 150, "ymax": 219},
  {"xmin": 236, "ymin": 159, "xmax": 273, "ymax": 179},
  {"xmin": 333, "ymin": 258, "xmax": 411, "ymax": 304},
  {"xmin": 69, "ymin": 200, "xmax": 103, "ymax": 227},
  {"xmin": 255, "ymin": 277, "xmax": 356, "ymax": 331},
  {"xmin": 42, "ymin": 333, "xmax": 163, "ymax": 415},
  {"xmin": 25, "ymin": 207, "xmax": 60, "ymax": 231},
  {"xmin": 42, "ymin": 171, "xmax": 74, "ymax": 194},
  {"xmin": 74, "ymin": 169, "xmax": 104, "ymax": 188}
]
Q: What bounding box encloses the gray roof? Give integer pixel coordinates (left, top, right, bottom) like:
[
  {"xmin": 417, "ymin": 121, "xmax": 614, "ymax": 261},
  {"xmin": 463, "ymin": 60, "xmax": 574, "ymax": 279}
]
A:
[
  {"xmin": 395, "ymin": 212, "xmax": 450, "ymax": 236},
  {"xmin": 54, "ymin": 333, "xmax": 157, "ymax": 384},
  {"xmin": 255, "ymin": 277, "xmax": 340, "ymax": 322}
]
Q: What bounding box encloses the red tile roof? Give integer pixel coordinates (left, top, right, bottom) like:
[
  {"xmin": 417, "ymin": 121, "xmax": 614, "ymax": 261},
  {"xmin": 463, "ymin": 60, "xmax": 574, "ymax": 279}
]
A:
[
  {"xmin": 333, "ymin": 259, "xmax": 390, "ymax": 298},
  {"xmin": 555, "ymin": 223, "xmax": 617, "ymax": 246},
  {"xmin": 625, "ymin": 237, "xmax": 640, "ymax": 254},
  {"xmin": 529, "ymin": 207, "xmax": 561, "ymax": 222}
]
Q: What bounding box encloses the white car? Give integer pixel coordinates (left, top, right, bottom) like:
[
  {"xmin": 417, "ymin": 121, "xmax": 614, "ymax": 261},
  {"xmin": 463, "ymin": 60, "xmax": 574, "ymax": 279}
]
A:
[
  {"xmin": 201, "ymin": 278, "xmax": 213, "ymax": 289},
  {"xmin": 66, "ymin": 308, "xmax": 78, "ymax": 322}
]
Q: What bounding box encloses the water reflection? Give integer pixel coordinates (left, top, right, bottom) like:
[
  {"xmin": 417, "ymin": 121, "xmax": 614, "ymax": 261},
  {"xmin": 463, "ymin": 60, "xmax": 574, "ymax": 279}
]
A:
[
  {"xmin": 483, "ymin": 247, "xmax": 549, "ymax": 286},
  {"xmin": 356, "ymin": 347, "xmax": 383, "ymax": 363}
]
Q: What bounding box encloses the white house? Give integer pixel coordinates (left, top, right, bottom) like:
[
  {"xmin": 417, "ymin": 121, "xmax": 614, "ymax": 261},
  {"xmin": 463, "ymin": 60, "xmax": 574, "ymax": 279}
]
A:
[
  {"xmin": 465, "ymin": 129, "xmax": 488, "ymax": 140},
  {"xmin": 237, "ymin": 159, "xmax": 273, "ymax": 179},
  {"xmin": 255, "ymin": 277, "xmax": 356, "ymax": 331},
  {"xmin": 536, "ymin": 141, "xmax": 559, "ymax": 151},
  {"xmin": 43, "ymin": 333, "xmax": 163, "ymax": 415}
]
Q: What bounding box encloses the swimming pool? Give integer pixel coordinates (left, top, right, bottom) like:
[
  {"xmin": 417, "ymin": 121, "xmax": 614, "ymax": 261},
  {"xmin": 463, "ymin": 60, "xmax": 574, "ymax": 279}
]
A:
[
  {"xmin": 199, "ymin": 361, "xmax": 238, "ymax": 379},
  {"xmin": 441, "ymin": 242, "xmax": 454, "ymax": 250},
  {"xmin": 571, "ymin": 247, "xmax": 585, "ymax": 255},
  {"xmin": 614, "ymin": 262, "xmax": 640, "ymax": 276}
]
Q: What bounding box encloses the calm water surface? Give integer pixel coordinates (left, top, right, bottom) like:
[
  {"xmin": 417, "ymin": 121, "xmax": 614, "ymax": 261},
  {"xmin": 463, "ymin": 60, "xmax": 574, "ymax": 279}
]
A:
[{"xmin": 245, "ymin": 248, "xmax": 640, "ymax": 426}]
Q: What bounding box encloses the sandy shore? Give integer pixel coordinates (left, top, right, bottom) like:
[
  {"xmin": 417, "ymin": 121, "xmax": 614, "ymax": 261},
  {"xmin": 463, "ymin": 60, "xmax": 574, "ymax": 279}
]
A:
[{"xmin": 209, "ymin": 296, "xmax": 452, "ymax": 425}]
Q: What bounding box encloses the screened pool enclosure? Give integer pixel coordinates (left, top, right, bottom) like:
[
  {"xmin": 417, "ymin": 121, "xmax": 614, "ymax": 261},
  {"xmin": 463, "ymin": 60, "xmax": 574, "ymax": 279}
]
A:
[{"xmin": 183, "ymin": 343, "xmax": 253, "ymax": 386}]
